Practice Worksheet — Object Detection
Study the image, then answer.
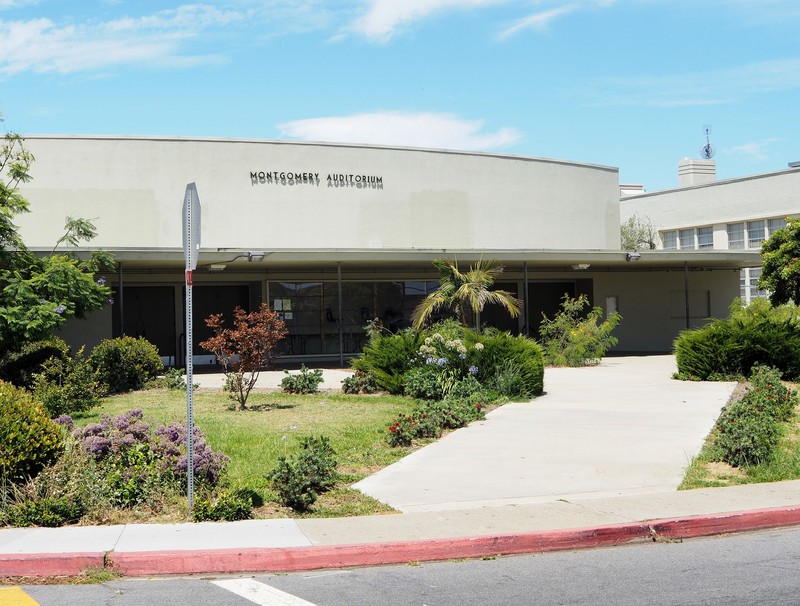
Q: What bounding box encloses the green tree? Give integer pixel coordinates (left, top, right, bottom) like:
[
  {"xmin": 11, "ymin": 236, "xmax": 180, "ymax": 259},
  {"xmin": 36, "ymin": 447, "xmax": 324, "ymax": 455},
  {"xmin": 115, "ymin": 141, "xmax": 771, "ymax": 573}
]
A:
[
  {"xmin": 411, "ymin": 258, "xmax": 522, "ymax": 330},
  {"xmin": 0, "ymin": 124, "xmax": 113, "ymax": 356},
  {"xmin": 620, "ymin": 213, "xmax": 656, "ymax": 251},
  {"xmin": 759, "ymin": 217, "xmax": 800, "ymax": 305}
]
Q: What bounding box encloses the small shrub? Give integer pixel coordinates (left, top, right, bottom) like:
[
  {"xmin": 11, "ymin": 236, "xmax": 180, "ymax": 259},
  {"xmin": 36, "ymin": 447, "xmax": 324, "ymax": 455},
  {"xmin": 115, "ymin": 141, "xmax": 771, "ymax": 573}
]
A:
[
  {"xmin": 538, "ymin": 294, "xmax": 621, "ymax": 367},
  {"xmin": 715, "ymin": 397, "xmax": 780, "ymax": 468},
  {"xmin": 2, "ymin": 495, "xmax": 85, "ymax": 527},
  {"xmin": 712, "ymin": 365, "xmax": 797, "ymax": 468},
  {"xmin": 199, "ymin": 303, "xmax": 288, "ymax": 410},
  {"xmin": 747, "ymin": 364, "xmax": 798, "ymax": 422},
  {"xmin": 0, "ymin": 381, "xmax": 63, "ymax": 484},
  {"xmin": 476, "ymin": 331, "xmax": 544, "ymax": 398},
  {"xmin": 386, "ymin": 413, "xmax": 418, "ymax": 447},
  {"xmin": 1, "ymin": 438, "xmax": 105, "ymax": 527},
  {"xmin": 402, "ymin": 327, "xmax": 486, "ymax": 401},
  {"xmin": 267, "ymin": 435, "xmax": 338, "ymax": 511},
  {"xmin": 89, "ymin": 336, "xmax": 163, "ymax": 394},
  {"xmin": 341, "ymin": 370, "xmax": 379, "ymax": 394},
  {"xmin": 32, "ymin": 347, "xmax": 105, "ymax": 418},
  {"xmin": 192, "ymin": 489, "xmax": 253, "ymax": 522},
  {"xmin": 421, "ymin": 397, "xmax": 486, "ymax": 431},
  {"xmin": 0, "ymin": 337, "xmax": 69, "ymax": 389},
  {"xmin": 403, "ymin": 364, "xmax": 443, "ymax": 400},
  {"xmin": 152, "ymin": 368, "xmax": 198, "ymax": 391},
  {"xmin": 351, "ymin": 329, "xmax": 425, "ymax": 394},
  {"xmin": 281, "ymin": 365, "xmax": 324, "ymax": 394}
]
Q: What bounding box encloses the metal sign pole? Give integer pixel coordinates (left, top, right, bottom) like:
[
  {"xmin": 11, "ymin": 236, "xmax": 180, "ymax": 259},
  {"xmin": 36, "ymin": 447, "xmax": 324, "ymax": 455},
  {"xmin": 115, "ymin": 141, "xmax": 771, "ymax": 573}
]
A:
[
  {"xmin": 185, "ymin": 269, "xmax": 194, "ymax": 512},
  {"xmin": 182, "ymin": 183, "xmax": 201, "ymax": 514}
]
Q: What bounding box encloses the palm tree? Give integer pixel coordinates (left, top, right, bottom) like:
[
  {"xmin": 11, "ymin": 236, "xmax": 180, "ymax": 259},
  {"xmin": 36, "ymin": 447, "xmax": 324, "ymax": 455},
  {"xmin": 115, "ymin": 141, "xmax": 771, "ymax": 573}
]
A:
[{"xmin": 411, "ymin": 258, "xmax": 522, "ymax": 330}]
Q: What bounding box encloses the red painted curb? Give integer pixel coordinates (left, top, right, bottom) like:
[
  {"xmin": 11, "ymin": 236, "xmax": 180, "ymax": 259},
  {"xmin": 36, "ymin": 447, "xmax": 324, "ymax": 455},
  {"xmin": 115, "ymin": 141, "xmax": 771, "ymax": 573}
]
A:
[
  {"xmin": 9, "ymin": 505, "xmax": 800, "ymax": 577},
  {"xmin": 0, "ymin": 552, "xmax": 106, "ymax": 577},
  {"xmin": 109, "ymin": 522, "xmax": 652, "ymax": 576},
  {"xmin": 649, "ymin": 505, "xmax": 800, "ymax": 539}
]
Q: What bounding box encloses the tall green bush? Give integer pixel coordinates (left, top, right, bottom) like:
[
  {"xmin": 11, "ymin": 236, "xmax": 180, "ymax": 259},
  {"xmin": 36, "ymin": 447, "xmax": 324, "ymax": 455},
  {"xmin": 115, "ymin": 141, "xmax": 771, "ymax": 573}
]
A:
[
  {"xmin": 0, "ymin": 381, "xmax": 63, "ymax": 484},
  {"xmin": 32, "ymin": 346, "xmax": 105, "ymax": 417},
  {"xmin": 477, "ymin": 330, "xmax": 544, "ymax": 398},
  {"xmin": 674, "ymin": 299, "xmax": 800, "ymax": 380},
  {"xmin": 89, "ymin": 336, "xmax": 163, "ymax": 393},
  {"xmin": 538, "ymin": 294, "xmax": 621, "ymax": 367}
]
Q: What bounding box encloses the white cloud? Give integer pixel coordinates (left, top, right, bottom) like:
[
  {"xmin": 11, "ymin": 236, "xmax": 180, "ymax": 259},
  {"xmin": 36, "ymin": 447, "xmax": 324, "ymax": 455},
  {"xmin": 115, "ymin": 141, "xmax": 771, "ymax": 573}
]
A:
[
  {"xmin": 0, "ymin": 0, "xmax": 37, "ymax": 8},
  {"xmin": 497, "ymin": 5, "xmax": 578, "ymax": 40},
  {"xmin": 351, "ymin": 0, "xmax": 510, "ymax": 42},
  {"xmin": 277, "ymin": 111, "xmax": 522, "ymax": 151},
  {"xmin": 0, "ymin": 5, "xmax": 242, "ymax": 75},
  {"xmin": 728, "ymin": 138, "xmax": 783, "ymax": 162}
]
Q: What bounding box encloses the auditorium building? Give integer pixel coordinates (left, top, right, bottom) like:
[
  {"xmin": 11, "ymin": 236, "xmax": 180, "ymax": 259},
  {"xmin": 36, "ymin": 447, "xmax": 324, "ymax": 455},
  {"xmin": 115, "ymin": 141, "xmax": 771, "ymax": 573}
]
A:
[{"xmin": 15, "ymin": 136, "xmax": 761, "ymax": 366}]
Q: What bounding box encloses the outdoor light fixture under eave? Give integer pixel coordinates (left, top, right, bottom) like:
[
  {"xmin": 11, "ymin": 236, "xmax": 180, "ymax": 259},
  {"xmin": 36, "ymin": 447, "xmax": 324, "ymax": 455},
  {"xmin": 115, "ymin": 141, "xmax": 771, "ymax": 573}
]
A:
[
  {"xmin": 571, "ymin": 263, "xmax": 590, "ymax": 270},
  {"xmin": 626, "ymin": 252, "xmax": 642, "ymax": 262},
  {"xmin": 247, "ymin": 251, "xmax": 266, "ymax": 262},
  {"xmin": 209, "ymin": 264, "xmax": 227, "ymax": 272}
]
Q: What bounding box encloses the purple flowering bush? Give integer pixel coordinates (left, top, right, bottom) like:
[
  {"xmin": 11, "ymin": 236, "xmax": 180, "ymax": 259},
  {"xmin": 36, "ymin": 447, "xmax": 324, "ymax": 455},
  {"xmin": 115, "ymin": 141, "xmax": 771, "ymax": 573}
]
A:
[{"xmin": 74, "ymin": 409, "xmax": 229, "ymax": 507}]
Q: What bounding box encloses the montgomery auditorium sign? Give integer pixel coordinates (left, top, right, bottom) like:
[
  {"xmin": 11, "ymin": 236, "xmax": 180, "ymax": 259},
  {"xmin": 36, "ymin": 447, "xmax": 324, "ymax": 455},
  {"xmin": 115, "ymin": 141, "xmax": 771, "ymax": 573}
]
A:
[{"xmin": 250, "ymin": 170, "xmax": 384, "ymax": 188}]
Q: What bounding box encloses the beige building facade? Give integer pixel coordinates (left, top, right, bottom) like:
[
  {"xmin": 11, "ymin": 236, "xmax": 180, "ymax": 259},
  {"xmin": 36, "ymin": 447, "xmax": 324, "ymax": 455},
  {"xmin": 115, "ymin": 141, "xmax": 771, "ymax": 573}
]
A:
[{"xmin": 17, "ymin": 136, "xmax": 759, "ymax": 365}]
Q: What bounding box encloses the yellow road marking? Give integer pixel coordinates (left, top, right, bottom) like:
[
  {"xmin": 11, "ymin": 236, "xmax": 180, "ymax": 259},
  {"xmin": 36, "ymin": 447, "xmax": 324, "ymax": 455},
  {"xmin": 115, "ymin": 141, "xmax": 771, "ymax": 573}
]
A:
[{"xmin": 0, "ymin": 587, "xmax": 40, "ymax": 606}]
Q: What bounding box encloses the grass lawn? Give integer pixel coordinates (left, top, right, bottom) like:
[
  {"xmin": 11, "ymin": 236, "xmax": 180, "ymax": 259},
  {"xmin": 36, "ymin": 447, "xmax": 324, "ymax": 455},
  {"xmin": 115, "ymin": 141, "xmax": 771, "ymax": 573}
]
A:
[
  {"xmin": 680, "ymin": 382, "xmax": 800, "ymax": 490},
  {"xmin": 73, "ymin": 387, "xmax": 418, "ymax": 519}
]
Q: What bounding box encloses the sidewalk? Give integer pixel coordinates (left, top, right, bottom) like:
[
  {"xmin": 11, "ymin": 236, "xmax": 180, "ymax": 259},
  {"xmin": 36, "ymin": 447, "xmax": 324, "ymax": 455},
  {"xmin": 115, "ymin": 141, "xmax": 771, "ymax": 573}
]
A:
[{"xmin": 3, "ymin": 356, "xmax": 800, "ymax": 578}]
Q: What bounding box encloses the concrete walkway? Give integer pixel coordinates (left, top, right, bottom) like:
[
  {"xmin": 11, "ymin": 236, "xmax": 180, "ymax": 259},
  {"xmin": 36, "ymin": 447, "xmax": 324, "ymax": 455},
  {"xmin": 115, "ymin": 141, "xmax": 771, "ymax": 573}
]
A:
[
  {"xmin": 4, "ymin": 356, "xmax": 800, "ymax": 578},
  {"xmin": 355, "ymin": 356, "xmax": 734, "ymax": 512}
]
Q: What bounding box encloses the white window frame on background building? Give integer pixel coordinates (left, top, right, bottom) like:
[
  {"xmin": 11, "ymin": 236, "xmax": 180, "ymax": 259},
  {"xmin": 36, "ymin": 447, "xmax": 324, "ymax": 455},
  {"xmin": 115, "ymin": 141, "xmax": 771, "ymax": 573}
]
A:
[
  {"xmin": 661, "ymin": 218, "xmax": 788, "ymax": 303},
  {"xmin": 735, "ymin": 217, "xmax": 787, "ymax": 303},
  {"xmin": 660, "ymin": 225, "xmax": 714, "ymax": 250}
]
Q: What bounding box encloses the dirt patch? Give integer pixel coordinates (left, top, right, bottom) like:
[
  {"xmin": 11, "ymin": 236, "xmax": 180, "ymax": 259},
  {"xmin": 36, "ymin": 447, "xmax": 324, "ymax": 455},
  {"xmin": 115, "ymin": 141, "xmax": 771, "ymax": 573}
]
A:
[{"xmin": 701, "ymin": 461, "xmax": 747, "ymax": 485}]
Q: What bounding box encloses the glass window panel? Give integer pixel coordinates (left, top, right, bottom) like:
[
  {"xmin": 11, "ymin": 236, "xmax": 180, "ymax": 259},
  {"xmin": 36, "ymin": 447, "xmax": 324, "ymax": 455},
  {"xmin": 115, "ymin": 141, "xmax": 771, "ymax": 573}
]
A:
[
  {"xmin": 768, "ymin": 218, "xmax": 786, "ymax": 235},
  {"xmin": 747, "ymin": 220, "xmax": 765, "ymax": 248},
  {"xmin": 697, "ymin": 226, "xmax": 713, "ymax": 249},
  {"xmin": 727, "ymin": 223, "xmax": 745, "ymax": 249},
  {"xmin": 661, "ymin": 230, "xmax": 677, "ymax": 250},
  {"xmin": 679, "ymin": 229, "xmax": 695, "ymax": 250},
  {"xmin": 739, "ymin": 270, "xmax": 748, "ymax": 301}
]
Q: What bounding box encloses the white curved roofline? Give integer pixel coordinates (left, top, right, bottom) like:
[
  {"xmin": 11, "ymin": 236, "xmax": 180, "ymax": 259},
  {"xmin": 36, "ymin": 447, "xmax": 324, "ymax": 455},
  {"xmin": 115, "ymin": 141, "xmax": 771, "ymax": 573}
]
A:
[{"xmin": 19, "ymin": 133, "xmax": 618, "ymax": 174}]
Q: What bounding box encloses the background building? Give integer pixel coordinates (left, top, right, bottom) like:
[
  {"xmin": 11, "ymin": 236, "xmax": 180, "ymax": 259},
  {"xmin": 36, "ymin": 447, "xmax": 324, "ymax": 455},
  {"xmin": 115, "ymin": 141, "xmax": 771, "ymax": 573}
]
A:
[{"xmin": 620, "ymin": 159, "xmax": 800, "ymax": 304}]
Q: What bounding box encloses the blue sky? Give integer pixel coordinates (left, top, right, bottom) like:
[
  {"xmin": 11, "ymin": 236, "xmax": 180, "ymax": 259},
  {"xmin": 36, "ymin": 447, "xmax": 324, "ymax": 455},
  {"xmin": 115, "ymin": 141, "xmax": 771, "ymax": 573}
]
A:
[{"xmin": 1, "ymin": 0, "xmax": 798, "ymax": 192}]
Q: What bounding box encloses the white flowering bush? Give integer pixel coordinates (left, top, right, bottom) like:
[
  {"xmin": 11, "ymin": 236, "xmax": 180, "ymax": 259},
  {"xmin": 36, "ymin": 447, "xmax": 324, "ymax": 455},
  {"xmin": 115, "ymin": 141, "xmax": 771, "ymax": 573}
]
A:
[{"xmin": 404, "ymin": 332, "xmax": 484, "ymax": 400}]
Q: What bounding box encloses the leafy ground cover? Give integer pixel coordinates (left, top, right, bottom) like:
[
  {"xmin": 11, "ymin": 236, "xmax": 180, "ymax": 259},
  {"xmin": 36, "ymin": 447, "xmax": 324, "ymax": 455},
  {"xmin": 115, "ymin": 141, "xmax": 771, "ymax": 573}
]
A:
[
  {"xmin": 680, "ymin": 381, "xmax": 800, "ymax": 490},
  {"xmin": 71, "ymin": 387, "xmax": 417, "ymax": 519}
]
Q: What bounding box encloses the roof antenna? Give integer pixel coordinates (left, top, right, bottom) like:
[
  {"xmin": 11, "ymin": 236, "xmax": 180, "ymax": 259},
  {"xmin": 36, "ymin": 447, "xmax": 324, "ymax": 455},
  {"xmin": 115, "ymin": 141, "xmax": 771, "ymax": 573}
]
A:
[{"xmin": 700, "ymin": 125, "xmax": 715, "ymax": 159}]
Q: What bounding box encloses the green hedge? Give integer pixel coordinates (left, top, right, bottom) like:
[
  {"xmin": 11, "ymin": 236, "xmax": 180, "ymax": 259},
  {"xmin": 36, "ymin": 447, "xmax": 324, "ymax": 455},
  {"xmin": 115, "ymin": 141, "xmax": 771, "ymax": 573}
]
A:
[{"xmin": 674, "ymin": 299, "xmax": 800, "ymax": 380}]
